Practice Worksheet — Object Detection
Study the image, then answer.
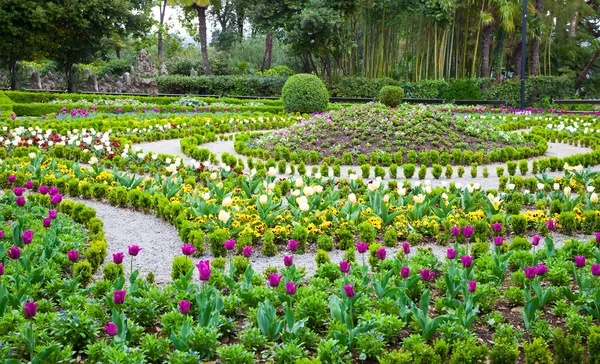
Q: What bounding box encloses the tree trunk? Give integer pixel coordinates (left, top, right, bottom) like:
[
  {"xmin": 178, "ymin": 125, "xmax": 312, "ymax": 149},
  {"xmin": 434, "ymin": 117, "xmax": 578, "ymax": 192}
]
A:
[
  {"xmin": 116, "ymin": 46, "xmax": 121, "ymax": 59},
  {"xmin": 530, "ymin": 0, "xmax": 543, "ymax": 76},
  {"xmin": 575, "ymin": 48, "xmax": 600, "ymax": 90},
  {"xmin": 513, "ymin": 41, "xmax": 522, "ymax": 79},
  {"xmin": 158, "ymin": 0, "xmax": 167, "ymax": 63},
  {"xmin": 9, "ymin": 60, "xmax": 18, "ymax": 90},
  {"xmin": 480, "ymin": 24, "xmax": 493, "ymax": 78},
  {"xmin": 193, "ymin": 4, "xmax": 211, "ymax": 76},
  {"xmin": 261, "ymin": 32, "xmax": 273, "ymax": 72},
  {"xmin": 492, "ymin": 29, "xmax": 506, "ymax": 80},
  {"xmin": 65, "ymin": 63, "xmax": 76, "ymax": 93}
]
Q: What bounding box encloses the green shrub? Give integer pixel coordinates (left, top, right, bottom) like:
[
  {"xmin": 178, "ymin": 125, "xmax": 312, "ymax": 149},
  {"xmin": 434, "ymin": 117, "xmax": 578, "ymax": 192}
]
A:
[
  {"xmin": 552, "ymin": 328, "xmax": 585, "ymax": 364},
  {"xmin": 208, "ymin": 229, "xmax": 229, "ymax": 257},
  {"xmin": 291, "ymin": 225, "xmax": 308, "ymax": 254},
  {"xmin": 432, "ymin": 164, "xmax": 442, "ymax": 179},
  {"xmin": 337, "ymin": 228, "xmax": 354, "ymax": 250},
  {"xmin": 103, "ymin": 262, "xmax": 124, "ymax": 281},
  {"xmin": 171, "ymin": 256, "xmax": 193, "ymax": 281},
  {"xmin": 507, "ymin": 161, "xmax": 517, "ymax": 176},
  {"xmin": 489, "ymin": 337, "xmax": 519, "ymax": 364},
  {"xmin": 315, "ymin": 249, "xmax": 331, "ymax": 266},
  {"xmin": 73, "ymin": 261, "xmax": 93, "ymax": 287},
  {"xmin": 418, "ymin": 164, "xmax": 427, "ymax": 179},
  {"xmin": 358, "ymin": 222, "xmax": 377, "ymax": 244},
  {"xmin": 403, "ymin": 164, "xmax": 416, "ymax": 179},
  {"xmin": 558, "ymin": 211, "xmax": 577, "ymax": 235},
  {"xmin": 509, "ymin": 236, "xmax": 530, "ymax": 251},
  {"xmin": 589, "ymin": 326, "xmax": 600, "ymax": 364},
  {"xmin": 510, "ymin": 214, "xmax": 527, "ymax": 235},
  {"xmin": 445, "ymin": 164, "xmax": 453, "ymax": 178},
  {"xmin": 384, "ymin": 228, "xmax": 397, "ymax": 247},
  {"xmin": 378, "ymin": 85, "xmax": 405, "ymax": 107},
  {"xmin": 261, "ymin": 229, "xmax": 278, "ymax": 257},
  {"xmin": 504, "ymin": 286, "xmax": 525, "ymax": 306},
  {"xmin": 519, "ymin": 160, "xmax": 529, "ymax": 175},
  {"xmin": 449, "ymin": 338, "xmax": 488, "ymax": 364},
  {"xmin": 317, "ymin": 235, "xmax": 334, "ymax": 252},
  {"xmin": 282, "ymin": 74, "xmax": 329, "ymax": 113},
  {"xmin": 524, "ymin": 338, "xmax": 552, "ymax": 364}
]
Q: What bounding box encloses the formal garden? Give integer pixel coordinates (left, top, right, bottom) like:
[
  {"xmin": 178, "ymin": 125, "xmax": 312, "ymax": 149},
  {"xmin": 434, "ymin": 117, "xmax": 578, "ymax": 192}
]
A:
[{"xmin": 2, "ymin": 0, "xmax": 600, "ymax": 363}]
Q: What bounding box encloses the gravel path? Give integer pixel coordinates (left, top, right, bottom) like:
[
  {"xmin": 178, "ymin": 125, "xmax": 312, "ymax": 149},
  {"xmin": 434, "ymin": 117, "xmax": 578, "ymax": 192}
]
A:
[
  {"xmin": 76, "ymin": 199, "xmax": 184, "ymax": 285},
  {"xmin": 134, "ymin": 136, "xmax": 593, "ymax": 191}
]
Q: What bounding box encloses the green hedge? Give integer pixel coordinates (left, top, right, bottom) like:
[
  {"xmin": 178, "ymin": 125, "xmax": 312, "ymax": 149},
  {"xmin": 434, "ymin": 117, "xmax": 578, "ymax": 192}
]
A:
[
  {"xmin": 157, "ymin": 75, "xmax": 287, "ymax": 96},
  {"xmin": 0, "ymin": 91, "xmax": 14, "ymax": 114},
  {"xmin": 480, "ymin": 76, "xmax": 574, "ymax": 108}
]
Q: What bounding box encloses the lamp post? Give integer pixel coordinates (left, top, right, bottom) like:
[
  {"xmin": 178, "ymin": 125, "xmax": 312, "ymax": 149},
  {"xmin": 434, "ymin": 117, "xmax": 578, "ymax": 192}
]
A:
[{"xmin": 520, "ymin": 0, "xmax": 527, "ymax": 110}]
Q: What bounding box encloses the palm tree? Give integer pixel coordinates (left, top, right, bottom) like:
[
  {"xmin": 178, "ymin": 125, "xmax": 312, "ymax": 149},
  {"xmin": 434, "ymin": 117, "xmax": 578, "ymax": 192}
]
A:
[
  {"xmin": 480, "ymin": 0, "xmax": 519, "ymax": 78},
  {"xmin": 171, "ymin": 0, "xmax": 222, "ymax": 75}
]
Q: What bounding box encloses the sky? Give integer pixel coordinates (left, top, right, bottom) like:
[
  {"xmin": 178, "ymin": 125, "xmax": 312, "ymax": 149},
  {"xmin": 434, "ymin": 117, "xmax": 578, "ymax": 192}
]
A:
[{"xmin": 151, "ymin": 4, "xmax": 213, "ymax": 44}]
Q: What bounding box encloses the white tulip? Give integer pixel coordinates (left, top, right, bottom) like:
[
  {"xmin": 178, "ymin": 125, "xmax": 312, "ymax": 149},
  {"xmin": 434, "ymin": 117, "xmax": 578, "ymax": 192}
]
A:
[
  {"xmin": 222, "ymin": 196, "xmax": 233, "ymax": 207},
  {"xmin": 259, "ymin": 194, "xmax": 268, "ymax": 205},
  {"xmin": 348, "ymin": 193, "xmax": 357, "ymax": 203},
  {"xmin": 218, "ymin": 210, "xmax": 230, "ymax": 223}
]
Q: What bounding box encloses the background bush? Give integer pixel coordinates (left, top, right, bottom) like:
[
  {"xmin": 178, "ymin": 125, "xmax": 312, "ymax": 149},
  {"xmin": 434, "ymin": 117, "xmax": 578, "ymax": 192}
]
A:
[{"xmin": 281, "ymin": 74, "xmax": 329, "ymax": 113}]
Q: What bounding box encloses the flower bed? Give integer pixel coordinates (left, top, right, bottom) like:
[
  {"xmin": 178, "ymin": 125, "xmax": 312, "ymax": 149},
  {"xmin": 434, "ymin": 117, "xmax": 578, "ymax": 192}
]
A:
[{"xmin": 0, "ymin": 104, "xmax": 600, "ymax": 361}]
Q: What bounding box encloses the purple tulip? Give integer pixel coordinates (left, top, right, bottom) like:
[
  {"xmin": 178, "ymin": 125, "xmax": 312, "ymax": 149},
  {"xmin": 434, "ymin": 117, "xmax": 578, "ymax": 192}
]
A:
[
  {"xmin": 285, "ymin": 282, "xmax": 297, "ymax": 295},
  {"xmin": 494, "ymin": 237, "xmax": 504, "ymax": 246},
  {"xmin": 181, "ymin": 244, "xmax": 196, "ymax": 256},
  {"xmin": 535, "ymin": 264, "xmax": 548, "ymax": 276},
  {"xmin": 196, "ymin": 260, "xmax": 210, "ymax": 271},
  {"xmin": 8, "ymin": 174, "xmax": 16, "ymax": 183},
  {"xmin": 269, "ymin": 273, "xmax": 283, "ymax": 287},
  {"xmin": 592, "ymin": 264, "xmax": 600, "ymax": 276},
  {"xmin": 446, "ymin": 248, "xmax": 457, "ymax": 259},
  {"xmin": 104, "ymin": 322, "xmax": 118, "ymax": 336},
  {"xmin": 284, "ymin": 255, "xmax": 293, "ymax": 267},
  {"xmin": 38, "ymin": 185, "xmax": 49, "ymax": 195},
  {"xmin": 402, "ymin": 243, "xmax": 410, "ymax": 255},
  {"xmin": 42, "ymin": 217, "xmax": 52, "ymax": 228},
  {"xmin": 462, "ymin": 226, "xmax": 474, "ymax": 239},
  {"xmin": 21, "ymin": 230, "xmax": 34, "ymax": 244},
  {"xmin": 524, "ymin": 266, "xmax": 537, "ymax": 279},
  {"xmin": 178, "ymin": 300, "xmax": 191, "ymax": 314},
  {"xmin": 198, "ymin": 265, "xmax": 211, "ymax": 281},
  {"xmin": 223, "ymin": 239, "xmax": 236, "ymax": 251},
  {"xmin": 25, "ymin": 180, "xmax": 33, "ymax": 189},
  {"xmin": 546, "ymin": 220, "xmax": 556, "ymax": 231},
  {"xmin": 7, "ymin": 246, "xmax": 20, "ymax": 260},
  {"xmin": 468, "ymin": 280, "xmax": 476, "ymax": 293},
  {"xmin": 24, "ymin": 301, "xmax": 37, "ymax": 319},
  {"xmin": 356, "ymin": 242, "xmax": 368, "ymax": 254},
  {"xmin": 0, "ymin": 230, "xmax": 4, "ymax": 239},
  {"xmin": 401, "ymin": 266, "xmax": 410, "ymax": 278},
  {"xmin": 242, "ymin": 246, "xmax": 253, "ymax": 258},
  {"xmin": 492, "ymin": 222, "xmax": 503, "ymax": 233},
  {"xmin": 376, "ymin": 248, "xmax": 386, "ymax": 260},
  {"xmin": 343, "ymin": 284, "xmax": 355, "ymax": 298},
  {"xmin": 0, "ymin": 262, "xmax": 4, "ymax": 276},
  {"xmin": 15, "ymin": 196, "xmax": 25, "ymax": 207},
  {"xmin": 128, "ymin": 245, "xmax": 142, "ymax": 256},
  {"xmin": 451, "ymin": 226, "xmax": 461, "ymax": 236},
  {"xmin": 50, "ymin": 194, "xmax": 62, "ymax": 206},
  {"xmin": 574, "ymin": 256, "xmax": 586, "ymax": 268},
  {"xmin": 67, "ymin": 250, "xmax": 79, "ymax": 262},
  {"xmin": 49, "ymin": 187, "xmax": 59, "ymax": 196},
  {"xmin": 596, "ymin": 232, "xmax": 600, "ymax": 244},
  {"xmin": 531, "ymin": 236, "xmax": 541, "ymax": 246},
  {"xmin": 13, "ymin": 187, "xmax": 24, "ymax": 196},
  {"xmin": 339, "ymin": 260, "xmax": 350, "ymax": 274},
  {"xmin": 113, "ymin": 290, "xmax": 126, "ymax": 305},
  {"xmin": 113, "ymin": 252, "xmax": 124, "ymax": 264},
  {"xmin": 287, "ymin": 240, "xmax": 299, "ymax": 252},
  {"xmin": 420, "ymin": 269, "xmax": 435, "ymax": 281},
  {"xmin": 460, "ymin": 255, "xmax": 473, "ymax": 268},
  {"xmin": 48, "ymin": 210, "xmax": 58, "ymax": 219}
]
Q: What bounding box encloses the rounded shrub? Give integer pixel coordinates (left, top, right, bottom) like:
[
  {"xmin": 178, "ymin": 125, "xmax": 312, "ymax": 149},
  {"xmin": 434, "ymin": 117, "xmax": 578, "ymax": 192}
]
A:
[
  {"xmin": 281, "ymin": 74, "xmax": 329, "ymax": 113},
  {"xmin": 378, "ymin": 85, "xmax": 405, "ymax": 107}
]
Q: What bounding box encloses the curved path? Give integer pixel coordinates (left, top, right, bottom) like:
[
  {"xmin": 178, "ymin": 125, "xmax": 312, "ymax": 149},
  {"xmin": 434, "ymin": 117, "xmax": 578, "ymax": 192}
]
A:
[
  {"xmin": 134, "ymin": 136, "xmax": 596, "ymax": 191},
  {"xmin": 77, "ymin": 198, "xmax": 588, "ymax": 285}
]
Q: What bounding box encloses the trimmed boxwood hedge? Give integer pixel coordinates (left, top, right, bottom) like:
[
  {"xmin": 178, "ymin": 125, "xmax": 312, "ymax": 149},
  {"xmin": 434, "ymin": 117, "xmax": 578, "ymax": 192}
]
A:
[
  {"xmin": 282, "ymin": 74, "xmax": 329, "ymax": 113},
  {"xmin": 157, "ymin": 75, "xmax": 287, "ymax": 96}
]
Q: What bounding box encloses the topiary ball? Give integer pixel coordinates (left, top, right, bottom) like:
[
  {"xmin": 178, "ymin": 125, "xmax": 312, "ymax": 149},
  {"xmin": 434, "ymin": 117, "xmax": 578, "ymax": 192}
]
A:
[
  {"xmin": 281, "ymin": 74, "xmax": 329, "ymax": 113},
  {"xmin": 378, "ymin": 85, "xmax": 405, "ymax": 107}
]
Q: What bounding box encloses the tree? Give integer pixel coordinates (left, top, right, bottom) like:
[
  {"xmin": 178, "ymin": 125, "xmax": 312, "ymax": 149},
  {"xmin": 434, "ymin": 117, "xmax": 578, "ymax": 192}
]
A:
[
  {"xmin": 44, "ymin": 0, "xmax": 152, "ymax": 92},
  {"xmin": 245, "ymin": 0, "xmax": 303, "ymax": 72},
  {"xmin": 172, "ymin": 0, "xmax": 222, "ymax": 75},
  {"xmin": 157, "ymin": 0, "xmax": 169, "ymax": 62},
  {"xmin": 0, "ymin": 0, "xmax": 47, "ymax": 89}
]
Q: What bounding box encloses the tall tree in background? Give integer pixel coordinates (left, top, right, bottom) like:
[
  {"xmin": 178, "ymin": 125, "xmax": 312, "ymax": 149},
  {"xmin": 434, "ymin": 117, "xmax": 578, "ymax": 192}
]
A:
[
  {"xmin": 157, "ymin": 0, "xmax": 169, "ymax": 62},
  {"xmin": 246, "ymin": 0, "xmax": 303, "ymax": 72},
  {"xmin": 0, "ymin": 0, "xmax": 47, "ymax": 89},
  {"xmin": 173, "ymin": 0, "xmax": 222, "ymax": 75},
  {"xmin": 44, "ymin": 0, "xmax": 151, "ymax": 92}
]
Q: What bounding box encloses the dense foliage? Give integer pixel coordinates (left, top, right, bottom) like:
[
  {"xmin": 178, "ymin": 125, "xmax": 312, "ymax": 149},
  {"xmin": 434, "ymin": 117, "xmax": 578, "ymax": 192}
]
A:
[{"xmin": 281, "ymin": 74, "xmax": 329, "ymax": 113}]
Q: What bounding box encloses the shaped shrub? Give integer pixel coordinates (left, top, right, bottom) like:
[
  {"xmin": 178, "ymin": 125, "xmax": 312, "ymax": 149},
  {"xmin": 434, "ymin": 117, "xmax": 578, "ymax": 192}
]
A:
[
  {"xmin": 282, "ymin": 74, "xmax": 329, "ymax": 113},
  {"xmin": 378, "ymin": 85, "xmax": 405, "ymax": 107}
]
